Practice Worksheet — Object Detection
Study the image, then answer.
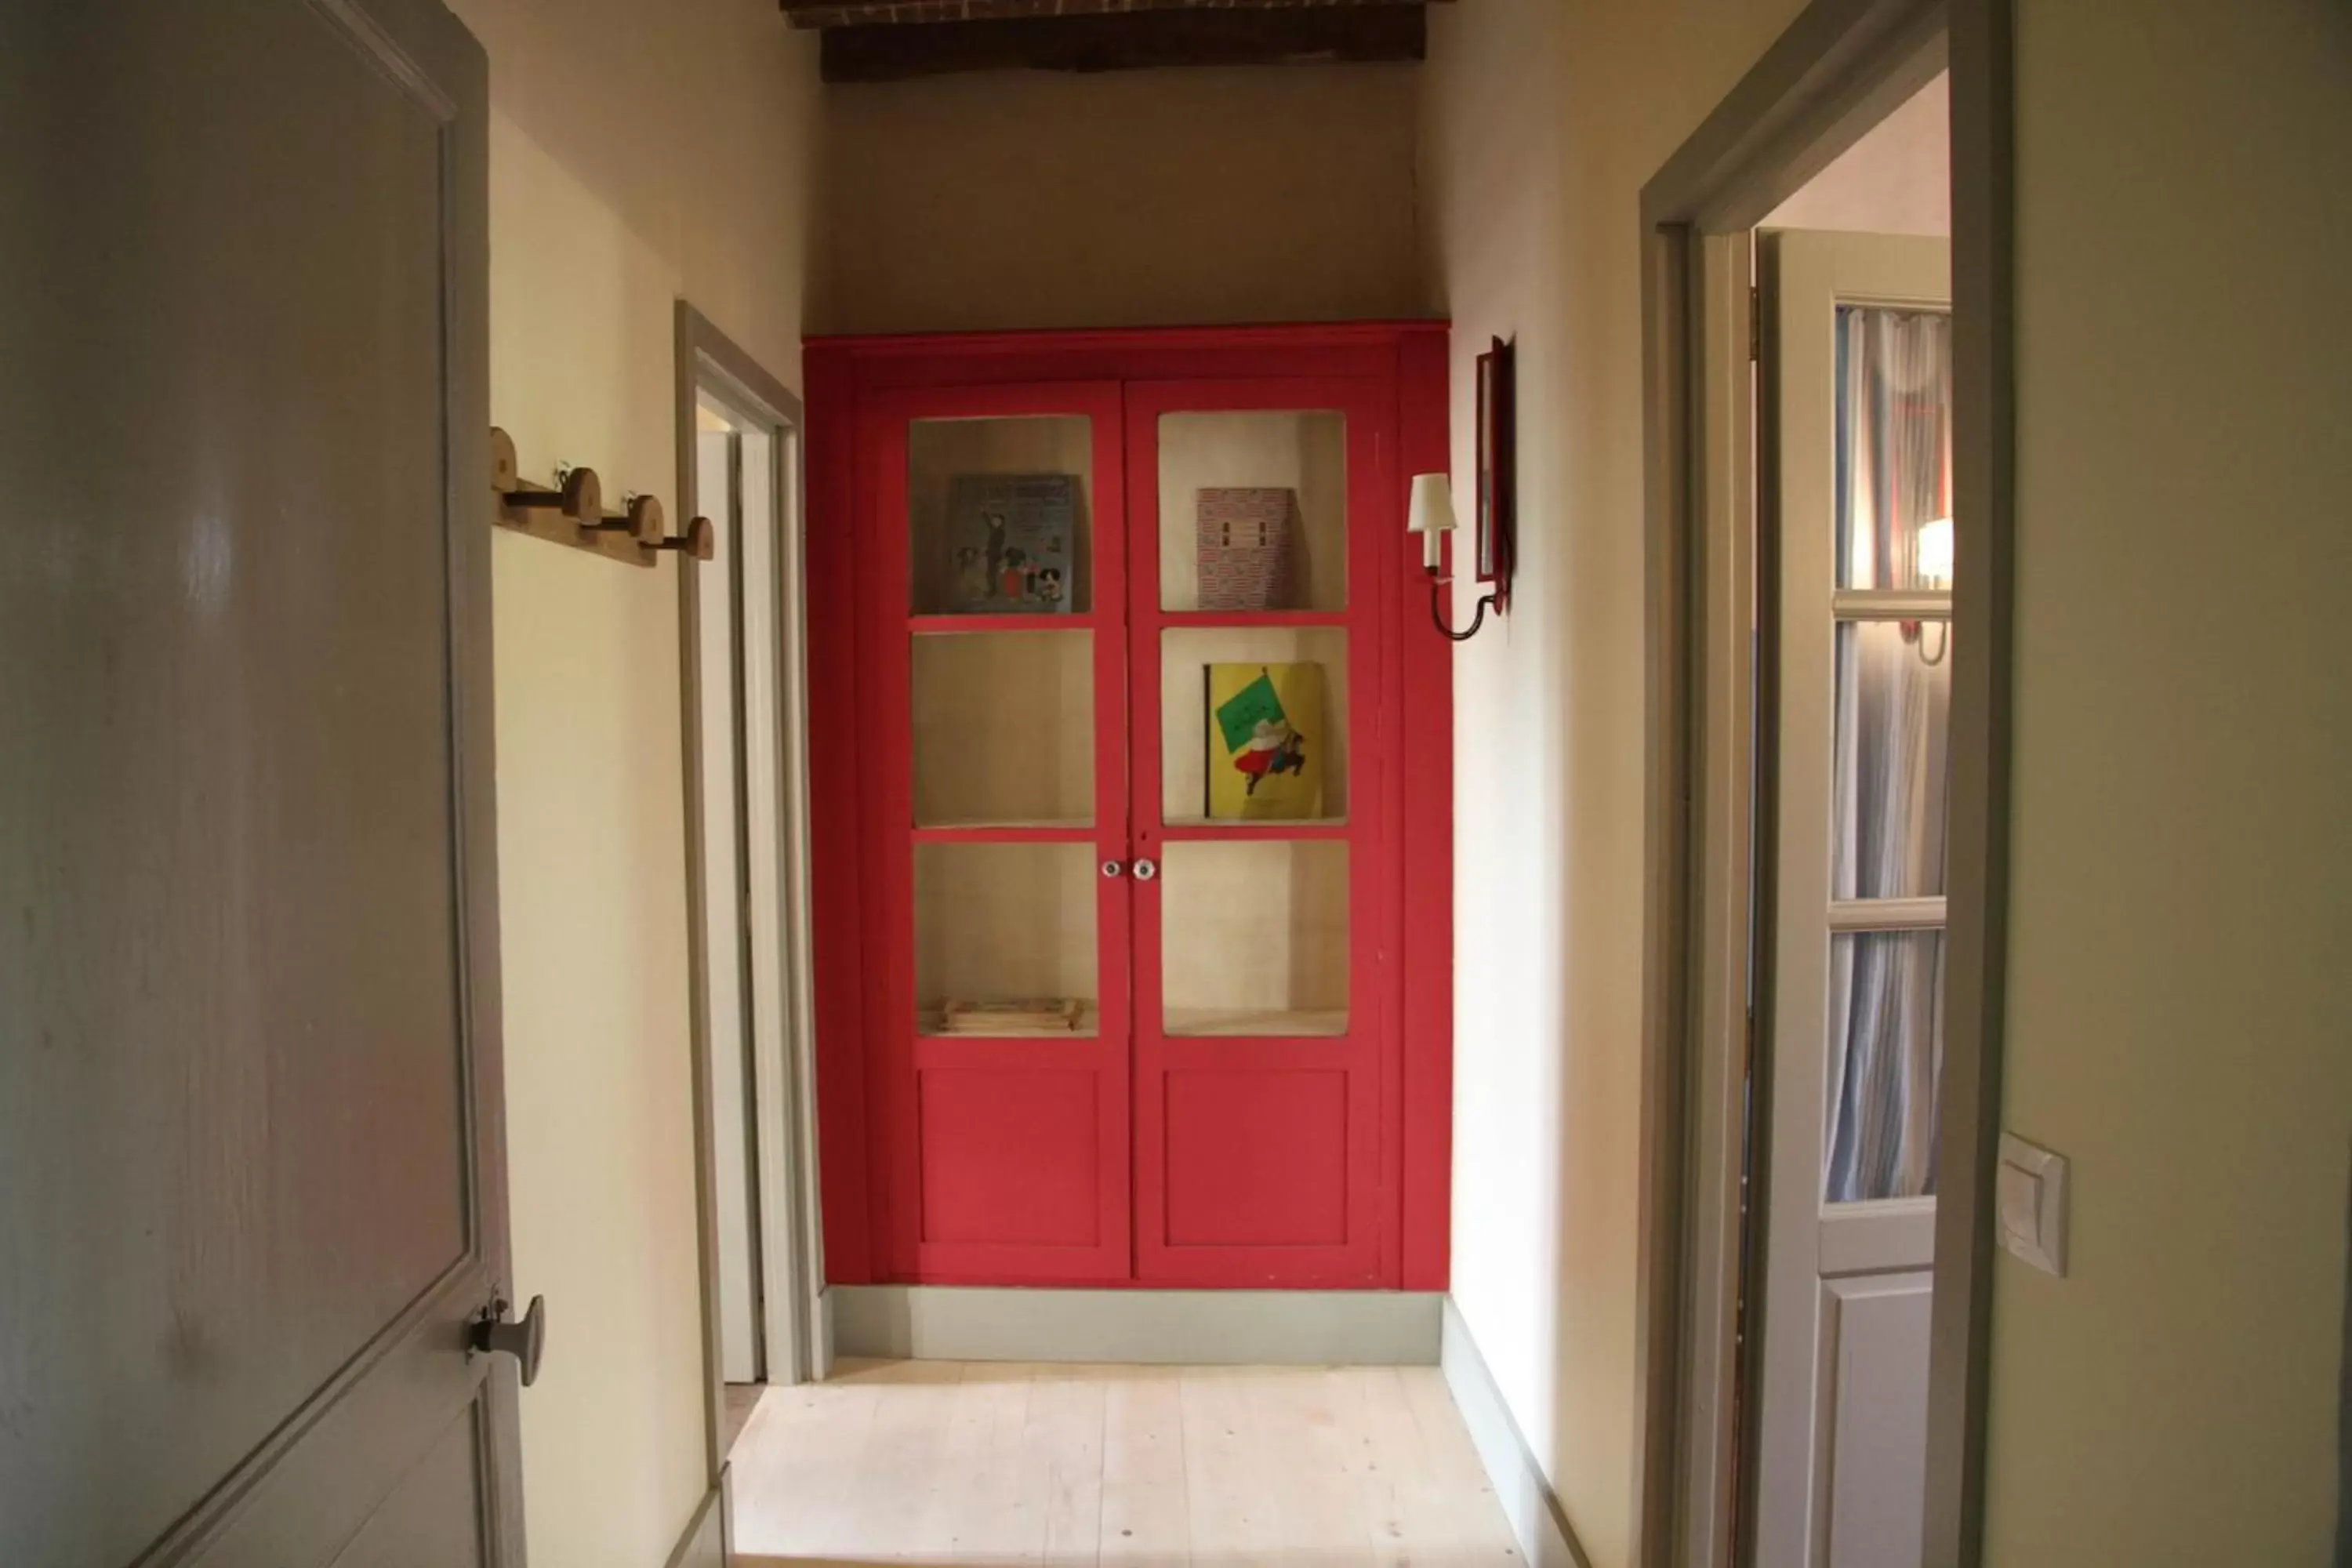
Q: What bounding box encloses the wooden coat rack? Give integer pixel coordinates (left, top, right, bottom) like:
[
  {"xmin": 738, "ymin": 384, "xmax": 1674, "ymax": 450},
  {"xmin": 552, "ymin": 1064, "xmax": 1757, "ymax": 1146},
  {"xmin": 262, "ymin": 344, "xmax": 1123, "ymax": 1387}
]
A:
[{"xmin": 489, "ymin": 426, "xmax": 713, "ymax": 567}]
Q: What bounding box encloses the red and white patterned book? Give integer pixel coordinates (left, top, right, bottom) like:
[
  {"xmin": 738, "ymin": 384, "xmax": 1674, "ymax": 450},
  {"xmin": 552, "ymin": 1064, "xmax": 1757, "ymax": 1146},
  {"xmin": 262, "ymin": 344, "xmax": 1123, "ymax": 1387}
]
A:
[{"xmin": 1195, "ymin": 487, "xmax": 1297, "ymax": 611}]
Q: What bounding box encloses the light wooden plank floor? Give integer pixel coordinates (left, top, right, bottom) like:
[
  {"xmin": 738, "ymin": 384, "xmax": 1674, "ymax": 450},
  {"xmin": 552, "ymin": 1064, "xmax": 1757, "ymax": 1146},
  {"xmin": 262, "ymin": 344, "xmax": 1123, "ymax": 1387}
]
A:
[
  {"xmin": 730, "ymin": 1359, "xmax": 1523, "ymax": 1567},
  {"xmin": 726, "ymin": 1382, "xmax": 765, "ymax": 1455}
]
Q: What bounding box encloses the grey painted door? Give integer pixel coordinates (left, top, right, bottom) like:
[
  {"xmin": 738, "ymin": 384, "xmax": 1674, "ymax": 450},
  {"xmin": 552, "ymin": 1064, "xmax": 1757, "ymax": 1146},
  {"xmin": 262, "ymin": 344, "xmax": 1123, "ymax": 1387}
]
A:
[
  {"xmin": 0, "ymin": 2, "xmax": 520, "ymax": 1565},
  {"xmin": 1755, "ymin": 230, "xmax": 1951, "ymax": 1568}
]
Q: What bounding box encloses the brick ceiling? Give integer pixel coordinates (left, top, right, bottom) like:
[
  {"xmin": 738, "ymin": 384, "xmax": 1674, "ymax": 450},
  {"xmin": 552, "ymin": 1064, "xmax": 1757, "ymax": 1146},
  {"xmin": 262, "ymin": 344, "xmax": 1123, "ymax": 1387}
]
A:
[
  {"xmin": 782, "ymin": 0, "xmax": 1443, "ymax": 79},
  {"xmin": 779, "ymin": 0, "xmax": 1427, "ymax": 27}
]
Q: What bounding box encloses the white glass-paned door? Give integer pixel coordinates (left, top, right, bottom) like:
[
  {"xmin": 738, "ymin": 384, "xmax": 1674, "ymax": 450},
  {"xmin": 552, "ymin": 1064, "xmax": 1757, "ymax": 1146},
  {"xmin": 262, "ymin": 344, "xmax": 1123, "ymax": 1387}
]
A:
[{"xmin": 1756, "ymin": 230, "xmax": 1953, "ymax": 1568}]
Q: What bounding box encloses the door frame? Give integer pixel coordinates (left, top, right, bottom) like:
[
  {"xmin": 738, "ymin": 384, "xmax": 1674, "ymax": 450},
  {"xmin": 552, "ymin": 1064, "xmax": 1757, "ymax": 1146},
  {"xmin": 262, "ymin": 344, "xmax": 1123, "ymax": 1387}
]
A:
[
  {"xmin": 674, "ymin": 303, "xmax": 825, "ymax": 1488},
  {"xmin": 1633, "ymin": 2, "xmax": 2016, "ymax": 1564}
]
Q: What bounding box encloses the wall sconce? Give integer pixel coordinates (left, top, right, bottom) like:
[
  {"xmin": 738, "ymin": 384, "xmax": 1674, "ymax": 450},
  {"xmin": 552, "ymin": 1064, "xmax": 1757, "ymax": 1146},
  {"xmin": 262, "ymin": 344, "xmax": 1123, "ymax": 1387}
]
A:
[
  {"xmin": 1409, "ymin": 474, "xmax": 1503, "ymax": 642},
  {"xmin": 1904, "ymin": 516, "xmax": 1955, "ymax": 666},
  {"xmin": 1406, "ymin": 337, "xmax": 1516, "ymax": 642}
]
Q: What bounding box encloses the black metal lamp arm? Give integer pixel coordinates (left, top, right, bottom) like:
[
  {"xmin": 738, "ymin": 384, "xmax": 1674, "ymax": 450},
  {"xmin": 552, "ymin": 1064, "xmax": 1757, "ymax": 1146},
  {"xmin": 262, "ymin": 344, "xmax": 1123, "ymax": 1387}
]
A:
[{"xmin": 1427, "ymin": 565, "xmax": 1499, "ymax": 642}]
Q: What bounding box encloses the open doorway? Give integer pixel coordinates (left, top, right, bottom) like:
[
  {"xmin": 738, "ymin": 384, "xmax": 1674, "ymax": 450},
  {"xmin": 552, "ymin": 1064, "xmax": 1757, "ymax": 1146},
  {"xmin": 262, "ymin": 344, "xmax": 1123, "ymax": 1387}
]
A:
[
  {"xmin": 1639, "ymin": 5, "xmax": 2013, "ymax": 1563},
  {"xmin": 1744, "ymin": 71, "xmax": 1955, "ymax": 1568},
  {"xmin": 1750, "ymin": 198, "xmax": 1951, "ymax": 1568},
  {"xmin": 676, "ymin": 305, "xmax": 825, "ymax": 1468}
]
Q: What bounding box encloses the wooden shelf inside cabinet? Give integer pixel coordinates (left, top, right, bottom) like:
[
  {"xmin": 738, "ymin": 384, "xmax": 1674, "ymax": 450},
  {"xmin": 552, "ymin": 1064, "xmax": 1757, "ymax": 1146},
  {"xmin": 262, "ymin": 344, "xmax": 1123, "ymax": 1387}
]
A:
[
  {"xmin": 488, "ymin": 426, "xmax": 714, "ymax": 567},
  {"xmin": 1163, "ymin": 1007, "xmax": 1348, "ymax": 1039}
]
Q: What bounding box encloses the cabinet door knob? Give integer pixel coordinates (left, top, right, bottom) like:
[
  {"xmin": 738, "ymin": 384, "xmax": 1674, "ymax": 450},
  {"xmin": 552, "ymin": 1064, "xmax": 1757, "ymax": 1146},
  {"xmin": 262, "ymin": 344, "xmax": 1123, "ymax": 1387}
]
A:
[
  {"xmin": 470, "ymin": 1294, "xmax": 546, "ymax": 1388},
  {"xmin": 1102, "ymin": 858, "xmax": 1125, "ymax": 879},
  {"xmin": 1133, "ymin": 858, "xmax": 1158, "ymax": 882}
]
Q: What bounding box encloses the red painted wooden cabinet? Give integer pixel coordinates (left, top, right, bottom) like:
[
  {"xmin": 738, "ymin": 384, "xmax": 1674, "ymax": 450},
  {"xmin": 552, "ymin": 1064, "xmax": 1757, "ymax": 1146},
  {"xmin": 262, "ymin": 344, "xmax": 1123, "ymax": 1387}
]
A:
[{"xmin": 805, "ymin": 325, "xmax": 1453, "ymax": 1292}]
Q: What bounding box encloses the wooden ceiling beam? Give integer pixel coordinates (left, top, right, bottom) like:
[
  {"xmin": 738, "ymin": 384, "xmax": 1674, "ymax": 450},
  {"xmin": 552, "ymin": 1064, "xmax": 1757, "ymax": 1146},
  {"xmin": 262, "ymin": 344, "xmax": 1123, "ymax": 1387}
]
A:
[
  {"xmin": 819, "ymin": 6, "xmax": 1425, "ymax": 80},
  {"xmin": 783, "ymin": 0, "xmax": 1428, "ymax": 28}
]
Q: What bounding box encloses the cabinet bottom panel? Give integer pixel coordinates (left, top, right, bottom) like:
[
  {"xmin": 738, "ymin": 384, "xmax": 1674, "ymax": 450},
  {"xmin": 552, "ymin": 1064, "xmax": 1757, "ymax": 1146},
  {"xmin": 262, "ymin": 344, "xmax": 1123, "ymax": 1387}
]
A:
[{"xmin": 906, "ymin": 1063, "xmax": 1131, "ymax": 1282}]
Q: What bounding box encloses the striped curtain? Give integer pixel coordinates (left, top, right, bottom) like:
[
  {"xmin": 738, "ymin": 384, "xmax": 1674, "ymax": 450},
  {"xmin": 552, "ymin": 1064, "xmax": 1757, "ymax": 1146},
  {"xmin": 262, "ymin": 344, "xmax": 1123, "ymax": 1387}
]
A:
[{"xmin": 1824, "ymin": 306, "xmax": 1953, "ymax": 1205}]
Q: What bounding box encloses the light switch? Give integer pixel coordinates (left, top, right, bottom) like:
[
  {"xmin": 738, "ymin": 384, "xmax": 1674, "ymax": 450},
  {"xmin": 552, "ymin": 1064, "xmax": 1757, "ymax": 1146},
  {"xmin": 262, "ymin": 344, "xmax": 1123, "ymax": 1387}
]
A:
[
  {"xmin": 1996, "ymin": 1133, "xmax": 2068, "ymax": 1276},
  {"xmin": 1997, "ymin": 1161, "xmax": 2041, "ymax": 1245}
]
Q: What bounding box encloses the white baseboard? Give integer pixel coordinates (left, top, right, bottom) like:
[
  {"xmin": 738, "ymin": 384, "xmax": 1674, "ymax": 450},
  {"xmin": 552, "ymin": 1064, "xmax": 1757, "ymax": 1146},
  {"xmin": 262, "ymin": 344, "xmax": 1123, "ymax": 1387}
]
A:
[
  {"xmin": 1440, "ymin": 1297, "xmax": 1593, "ymax": 1568},
  {"xmin": 827, "ymin": 1285, "xmax": 1442, "ymax": 1366},
  {"xmin": 811, "ymin": 1282, "xmax": 837, "ymax": 1382}
]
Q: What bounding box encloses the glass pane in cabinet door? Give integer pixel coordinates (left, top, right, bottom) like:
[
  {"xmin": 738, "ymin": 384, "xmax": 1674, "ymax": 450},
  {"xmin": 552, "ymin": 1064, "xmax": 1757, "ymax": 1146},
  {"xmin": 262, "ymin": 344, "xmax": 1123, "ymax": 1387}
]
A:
[
  {"xmin": 913, "ymin": 631, "xmax": 1093, "ymax": 829},
  {"xmin": 915, "ymin": 843, "xmax": 1098, "ymax": 1037},
  {"xmin": 1159, "ymin": 410, "xmax": 1347, "ymax": 612},
  {"xmin": 1161, "ymin": 627, "xmax": 1348, "ymax": 828},
  {"xmin": 1824, "ymin": 929, "xmax": 1944, "ymax": 1203},
  {"xmin": 1831, "ymin": 620, "xmax": 1952, "ymax": 899},
  {"xmin": 1834, "ymin": 305, "xmax": 1955, "ymax": 590},
  {"xmin": 1160, "ymin": 840, "xmax": 1348, "ymax": 1036},
  {"xmin": 909, "ymin": 416, "xmax": 1092, "ymax": 616}
]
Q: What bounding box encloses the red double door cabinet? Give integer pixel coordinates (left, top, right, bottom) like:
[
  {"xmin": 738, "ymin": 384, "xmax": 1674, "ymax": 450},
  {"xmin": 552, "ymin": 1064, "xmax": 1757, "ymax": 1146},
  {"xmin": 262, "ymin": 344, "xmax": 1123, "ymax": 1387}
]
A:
[{"xmin": 806, "ymin": 325, "xmax": 1453, "ymax": 1291}]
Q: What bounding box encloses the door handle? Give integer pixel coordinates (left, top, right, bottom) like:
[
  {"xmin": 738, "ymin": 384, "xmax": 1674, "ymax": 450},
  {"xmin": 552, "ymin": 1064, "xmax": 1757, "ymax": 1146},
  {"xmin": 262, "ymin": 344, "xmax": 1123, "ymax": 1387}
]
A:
[
  {"xmin": 1102, "ymin": 858, "xmax": 1125, "ymax": 879},
  {"xmin": 470, "ymin": 1294, "xmax": 546, "ymax": 1388},
  {"xmin": 1132, "ymin": 858, "xmax": 1157, "ymax": 882}
]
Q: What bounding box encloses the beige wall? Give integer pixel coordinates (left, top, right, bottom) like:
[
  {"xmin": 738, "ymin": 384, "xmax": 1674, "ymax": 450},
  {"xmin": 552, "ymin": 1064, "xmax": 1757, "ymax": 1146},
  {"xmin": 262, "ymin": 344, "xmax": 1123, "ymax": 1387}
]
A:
[
  {"xmin": 1984, "ymin": 2, "xmax": 2352, "ymax": 1560},
  {"xmin": 818, "ymin": 66, "xmax": 1422, "ymax": 333},
  {"xmin": 1419, "ymin": 2, "xmax": 1805, "ymax": 1563},
  {"xmin": 438, "ymin": 2, "xmax": 820, "ymax": 1565},
  {"xmin": 1765, "ymin": 71, "xmax": 1950, "ymax": 237}
]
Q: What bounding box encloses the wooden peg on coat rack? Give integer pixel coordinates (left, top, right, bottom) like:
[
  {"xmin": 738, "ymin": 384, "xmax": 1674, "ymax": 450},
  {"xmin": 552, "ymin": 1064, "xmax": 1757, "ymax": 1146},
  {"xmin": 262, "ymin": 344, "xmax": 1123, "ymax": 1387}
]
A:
[
  {"xmin": 506, "ymin": 459, "xmax": 602, "ymax": 525},
  {"xmin": 583, "ymin": 493, "xmax": 665, "ymax": 546},
  {"xmin": 488, "ymin": 425, "xmax": 658, "ymax": 568},
  {"xmin": 652, "ymin": 515, "xmax": 717, "ymax": 561}
]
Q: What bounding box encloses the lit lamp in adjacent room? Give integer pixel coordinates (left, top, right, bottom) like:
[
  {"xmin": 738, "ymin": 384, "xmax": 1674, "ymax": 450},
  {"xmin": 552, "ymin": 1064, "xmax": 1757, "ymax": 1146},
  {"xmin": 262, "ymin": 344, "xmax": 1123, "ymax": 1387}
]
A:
[
  {"xmin": 1917, "ymin": 516, "xmax": 1955, "ymax": 587},
  {"xmin": 1409, "ymin": 473, "xmax": 1502, "ymax": 642},
  {"xmin": 1905, "ymin": 517, "xmax": 1955, "ymax": 665}
]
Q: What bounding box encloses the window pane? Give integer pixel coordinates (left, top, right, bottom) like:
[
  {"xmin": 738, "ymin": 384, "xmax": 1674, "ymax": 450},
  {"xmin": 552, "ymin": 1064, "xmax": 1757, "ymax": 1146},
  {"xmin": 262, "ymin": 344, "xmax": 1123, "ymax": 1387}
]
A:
[
  {"xmin": 1159, "ymin": 410, "xmax": 1347, "ymax": 612},
  {"xmin": 1825, "ymin": 930, "xmax": 1943, "ymax": 1203},
  {"xmin": 1832, "ymin": 620, "xmax": 1952, "ymax": 899},
  {"xmin": 1835, "ymin": 306, "xmax": 1954, "ymax": 591},
  {"xmin": 909, "ymin": 416, "xmax": 1091, "ymax": 616},
  {"xmin": 912, "ymin": 631, "xmax": 1093, "ymax": 829},
  {"xmin": 1160, "ymin": 840, "xmax": 1348, "ymax": 1036},
  {"xmin": 915, "ymin": 843, "xmax": 1098, "ymax": 1037},
  {"xmin": 1161, "ymin": 627, "xmax": 1348, "ymax": 828}
]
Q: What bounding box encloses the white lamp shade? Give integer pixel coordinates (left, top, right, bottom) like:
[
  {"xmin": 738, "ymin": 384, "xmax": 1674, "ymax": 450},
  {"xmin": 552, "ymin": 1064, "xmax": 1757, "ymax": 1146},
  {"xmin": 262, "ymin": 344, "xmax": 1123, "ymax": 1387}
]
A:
[
  {"xmin": 1407, "ymin": 473, "xmax": 1458, "ymax": 535},
  {"xmin": 1917, "ymin": 517, "xmax": 1955, "ymax": 585}
]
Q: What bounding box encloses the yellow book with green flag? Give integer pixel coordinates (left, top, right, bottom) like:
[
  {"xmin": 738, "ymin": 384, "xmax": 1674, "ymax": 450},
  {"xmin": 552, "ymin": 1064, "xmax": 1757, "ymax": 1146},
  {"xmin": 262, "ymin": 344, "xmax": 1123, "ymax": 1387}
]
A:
[{"xmin": 1204, "ymin": 662, "xmax": 1325, "ymax": 820}]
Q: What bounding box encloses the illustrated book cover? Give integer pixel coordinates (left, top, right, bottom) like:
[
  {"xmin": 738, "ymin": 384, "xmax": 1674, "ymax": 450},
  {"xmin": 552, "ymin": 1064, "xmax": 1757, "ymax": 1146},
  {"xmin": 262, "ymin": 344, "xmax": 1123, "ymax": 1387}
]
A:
[
  {"xmin": 1203, "ymin": 662, "xmax": 1326, "ymax": 821},
  {"xmin": 943, "ymin": 474, "xmax": 1076, "ymax": 614}
]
